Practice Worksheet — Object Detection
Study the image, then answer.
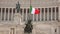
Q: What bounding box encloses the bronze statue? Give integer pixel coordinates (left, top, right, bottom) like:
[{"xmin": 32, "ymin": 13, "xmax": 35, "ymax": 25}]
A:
[
  {"xmin": 16, "ymin": 1, "xmax": 20, "ymax": 13},
  {"xmin": 24, "ymin": 19, "xmax": 33, "ymax": 34}
]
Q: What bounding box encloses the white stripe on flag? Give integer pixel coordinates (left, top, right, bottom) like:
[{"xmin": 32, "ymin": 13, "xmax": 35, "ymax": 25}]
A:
[{"xmin": 31, "ymin": 8, "xmax": 35, "ymax": 14}]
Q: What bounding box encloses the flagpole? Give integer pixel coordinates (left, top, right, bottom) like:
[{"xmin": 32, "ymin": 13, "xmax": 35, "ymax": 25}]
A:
[
  {"xmin": 27, "ymin": 0, "xmax": 32, "ymax": 21},
  {"xmin": 29, "ymin": 0, "xmax": 32, "ymax": 20}
]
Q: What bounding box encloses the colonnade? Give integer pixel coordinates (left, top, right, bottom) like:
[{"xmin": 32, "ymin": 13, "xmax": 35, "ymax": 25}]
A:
[{"xmin": 0, "ymin": 7, "xmax": 59, "ymax": 21}]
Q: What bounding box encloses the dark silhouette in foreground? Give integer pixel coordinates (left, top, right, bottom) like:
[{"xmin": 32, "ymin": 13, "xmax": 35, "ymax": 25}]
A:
[{"xmin": 24, "ymin": 20, "xmax": 33, "ymax": 34}]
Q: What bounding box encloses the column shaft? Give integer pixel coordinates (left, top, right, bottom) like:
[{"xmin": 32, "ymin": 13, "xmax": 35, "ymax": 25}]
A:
[
  {"xmin": 4, "ymin": 8, "xmax": 6, "ymax": 21},
  {"xmin": 0, "ymin": 8, "xmax": 1, "ymax": 21},
  {"xmin": 55, "ymin": 7, "xmax": 56, "ymax": 20},
  {"xmin": 1, "ymin": 8, "xmax": 2, "ymax": 21},
  {"xmin": 44, "ymin": 8, "xmax": 45, "ymax": 21},
  {"xmin": 51, "ymin": 8, "xmax": 53, "ymax": 21},
  {"xmin": 22, "ymin": 8, "xmax": 24, "ymax": 21},
  {"xmin": 47, "ymin": 8, "xmax": 49, "ymax": 21},
  {"xmin": 8, "ymin": 8, "xmax": 10, "ymax": 21},
  {"xmin": 40, "ymin": 8, "xmax": 42, "ymax": 21},
  {"xmin": 58, "ymin": 6, "xmax": 60, "ymax": 21},
  {"xmin": 25, "ymin": 8, "xmax": 27, "ymax": 21},
  {"xmin": 10, "ymin": 28, "xmax": 15, "ymax": 34},
  {"xmin": 33, "ymin": 14, "xmax": 34, "ymax": 21},
  {"xmin": 11, "ymin": 8, "xmax": 13, "ymax": 21},
  {"xmin": 36, "ymin": 14, "xmax": 38, "ymax": 21}
]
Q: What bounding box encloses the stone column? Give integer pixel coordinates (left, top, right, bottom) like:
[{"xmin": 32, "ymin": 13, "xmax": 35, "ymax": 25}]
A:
[
  {"xmin": 33, "ymin": 13, "xmax": 34, "ymax": 21},
  {"xmin": 22, "ymin": 8, "xmax": 24, "ymax": 21},
  {"xmin": 15, "ymin": 9, "xmax": 17, "ymax": 13},
  {"xmin": 58, "ymin": 6, "xmax": 60, "ymax": 21},
  {"xmin": 0, "ymin": 8, "xmax": 1, "ymax": 21},
  {"xmin": 11, "ymin": 8, "xmax": 13, "ymax": 21},
  {"xmin": 36, "ymin": 14, "xmax": 38, "ymax": 21},
  {"xmin": 55, "ymin": 7, "xmax": 56, "ymax": 20},
  {"xmin": 4, "ymin": 8, "xmax": 6, "ymax": 21},
  {"xmin": 47, "ymin": 8, "xmax": 49, "ymax": 21},
  {"xmin": 40, "ymin": 8, "xmax": 42, "ymax": 21},
  {"xmin": 10, "ymin": 28, "xmax": 15, "ymax": 34},
  {"xmin": 44, "ymin": 8, "xmax": 45, "ymax": 21},
  {"xmin": 8, "ymin": 8, "xmax": 10, "ymax": 21},
  {"xmin": 25, "ymin": 8, "xmax": 27, "ymax": 21},
  {"xmin": 37, "ymin": 8, "xmax": 39, "ymax": 21},
  {"xmin": 1, "ymin": 8, "xmax": 2, "ymax": 20},
  {"xmin": 51, "ymin": 8, "xmax": 53, "ymax": 21}
]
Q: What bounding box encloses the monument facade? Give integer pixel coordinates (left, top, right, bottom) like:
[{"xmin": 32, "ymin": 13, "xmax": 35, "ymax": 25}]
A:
[{"xmin": 0, "ymin": 0, "xmax": 60, "ymax": 34}]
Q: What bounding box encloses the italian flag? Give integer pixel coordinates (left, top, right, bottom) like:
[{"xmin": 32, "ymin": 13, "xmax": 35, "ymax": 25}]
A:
[{"xmin": 30, "ymin": 6, "xmax": 40, "ymax": 14}]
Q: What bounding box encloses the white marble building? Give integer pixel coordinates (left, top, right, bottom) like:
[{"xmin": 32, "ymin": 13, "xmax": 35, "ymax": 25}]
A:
[{"xmin": 0, "ymin": 0, "xmax": 60, "ymax": 34}]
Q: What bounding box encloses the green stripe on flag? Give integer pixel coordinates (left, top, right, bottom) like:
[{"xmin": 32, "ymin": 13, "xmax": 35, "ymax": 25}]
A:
[{"xmin": 30, "ymin": 6, "xmax": 32, "ymax": 13}]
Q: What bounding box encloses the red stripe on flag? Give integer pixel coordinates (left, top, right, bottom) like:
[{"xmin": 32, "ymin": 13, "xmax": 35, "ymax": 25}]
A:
[{"xmin": 35, "ymin": 8, "xmax": 40, "ymax": 14}]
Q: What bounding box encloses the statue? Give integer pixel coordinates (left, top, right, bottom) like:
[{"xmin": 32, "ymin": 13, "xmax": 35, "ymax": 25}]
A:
[
  {"xmin": 16, "ymin": 1, "xmax": 20, "ymax": 13},
  {"xmin": 24, "ymin": 19, "xmax": 33, "ymax": 34}
]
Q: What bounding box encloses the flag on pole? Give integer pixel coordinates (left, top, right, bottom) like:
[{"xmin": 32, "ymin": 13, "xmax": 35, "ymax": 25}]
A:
[{"xmin": 30, "ymin": 6, "xmax": 40, "ymax": 14}]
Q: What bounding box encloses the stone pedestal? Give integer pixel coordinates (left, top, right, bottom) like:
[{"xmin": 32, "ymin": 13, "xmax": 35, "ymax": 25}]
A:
[{"xmin": 14, "ymin": 13, "xmax": 23, "ymax": 25}]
